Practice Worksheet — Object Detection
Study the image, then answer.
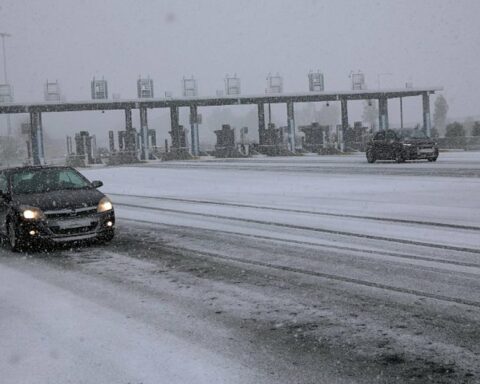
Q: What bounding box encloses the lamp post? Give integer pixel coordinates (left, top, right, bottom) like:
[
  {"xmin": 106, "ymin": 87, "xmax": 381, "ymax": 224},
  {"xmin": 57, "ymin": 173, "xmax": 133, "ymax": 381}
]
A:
[
  {"xmin": 0, "ymin": 32, "xmax": 11, "ymax": 83},
  {"xmin": 0, "ymin": 32, "xmax": 12, "ymax": 136}
]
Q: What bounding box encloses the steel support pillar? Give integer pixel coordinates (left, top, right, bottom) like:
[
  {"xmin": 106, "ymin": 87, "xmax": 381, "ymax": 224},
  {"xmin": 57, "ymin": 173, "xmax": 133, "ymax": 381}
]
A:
[
  {"xmin": 170, "ymin": 106, "xmax": 180, "ymax": 149},
  {"xmin": 139, "ymin": 107, "xmax": 149, "ymax": 160},
  {"xmin": 400, "ymin": 97, "xmax": 404, "ymax": 130},
  {"xmin": 124, "ymin": 108, "xmax": 136, "ymax": 155},
  {"xmin": 257, "ymin": 103, "xmax": 266, "ymax": 145},
  {"xmin": 39, "ymin": 112, "xmax": 45, "ymax": 162},
  {"xmin": 422, "ymin": 92, "xmax": 431, "ymax": 137},
  {"xmin": 378, "ymin": 97, "xmax": 389, "ymax": 131},
  {"xmin": 189, "ymin": 105, "xmax": 200, "ymax": 156},
  {"xmin": 340, "ymin": 98, "xmax": 348, "ymax": 152},
  {"xmin": 108, "ymin": 131, "xmax": 115, "ymax": 152},
  {"xmin": 125, "ymin": 107, "xmax": 133, "ymax": 130},
  {"xmin": 286, "ymin": 101, "xmax": 296, "ymax": 152},
  {"xmin": 29, "ymin": 111, "xmax": 45, "ymax": 165}
]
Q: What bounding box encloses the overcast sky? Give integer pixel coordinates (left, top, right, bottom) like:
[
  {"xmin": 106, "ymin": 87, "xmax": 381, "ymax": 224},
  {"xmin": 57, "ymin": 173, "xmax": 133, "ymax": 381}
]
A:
[{"xmin": 1, "ymin": 0, "xmax": 479, "ymax": 142}]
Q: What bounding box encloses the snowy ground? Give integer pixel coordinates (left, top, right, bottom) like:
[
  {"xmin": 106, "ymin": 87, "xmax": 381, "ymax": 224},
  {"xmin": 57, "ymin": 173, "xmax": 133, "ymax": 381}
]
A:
[{"xmin": 1, "ymin": 152, "xmax": 480, "ymax": 383}]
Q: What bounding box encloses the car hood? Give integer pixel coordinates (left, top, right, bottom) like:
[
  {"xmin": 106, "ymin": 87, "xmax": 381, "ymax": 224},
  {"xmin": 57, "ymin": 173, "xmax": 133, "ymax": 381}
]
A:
[{"xmin": 12, "ymin": 188, "xmax": 105, "ymax": 211}]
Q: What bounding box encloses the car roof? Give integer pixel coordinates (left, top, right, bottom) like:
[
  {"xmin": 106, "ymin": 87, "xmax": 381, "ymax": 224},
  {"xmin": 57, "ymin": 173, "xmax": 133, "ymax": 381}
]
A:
[{"xmin": 0, "ymin": 165, "xmax": 72, "ymax": 174}]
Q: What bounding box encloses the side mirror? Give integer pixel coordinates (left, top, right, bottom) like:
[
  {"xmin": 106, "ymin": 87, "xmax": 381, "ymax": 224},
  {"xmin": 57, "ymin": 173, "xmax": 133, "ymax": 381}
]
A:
[
  {"xmin": 91, "ymin": 180, "xmax": 103, "ymax": 188},
  {"xmin": 0, "ymin": 189, "xmax": 9, "ymax": 199}
]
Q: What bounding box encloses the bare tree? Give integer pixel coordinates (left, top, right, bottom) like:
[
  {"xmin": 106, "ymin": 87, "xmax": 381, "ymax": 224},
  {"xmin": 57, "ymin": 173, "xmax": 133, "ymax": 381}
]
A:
[{"xmin": 472, "ymin": 121, "xmax": 480, "ymax": 136}]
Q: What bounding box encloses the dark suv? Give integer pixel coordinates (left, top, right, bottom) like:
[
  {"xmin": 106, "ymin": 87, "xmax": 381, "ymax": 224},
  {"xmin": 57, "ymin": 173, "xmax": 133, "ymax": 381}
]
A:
[
  {"xmin": 0, "ymin": 166, "xmax": 115, "ymax": 251},
  {"xmin": 366, "ymin": 129, "xmax": 438, "ymax": 163}
]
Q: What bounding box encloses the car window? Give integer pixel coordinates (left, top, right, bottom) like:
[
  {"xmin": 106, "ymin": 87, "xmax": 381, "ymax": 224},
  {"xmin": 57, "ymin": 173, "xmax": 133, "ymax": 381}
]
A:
[
  {"xmin": 410, "ymin": 130, "xmax": 427, "ymax": 139},
  {"xmin": 385, "ymin": 130, "xmax": 397, "ymax": 141},
  {"xmin": 0, "ymin": 173, "xmax": 7, "ymax": 193},
  {"xmin": 11, "ymin": 168, "xmax": 91, "ymax": 194},
  {"xmin": 58, "ymin": 170, "xmax": 88, "ymax": 186},
  {"xmin": 374, "ymin": 132, "xmax": 385, "ymax": 140}
]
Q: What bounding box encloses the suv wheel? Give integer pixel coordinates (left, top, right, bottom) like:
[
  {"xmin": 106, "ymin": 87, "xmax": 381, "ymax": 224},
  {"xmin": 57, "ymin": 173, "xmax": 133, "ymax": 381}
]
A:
[
  {"xmin": 395, "ymin": 151, "xmax": 405, "ymax": 163},
  {"xmin": 366, "ymin": 150, "xmax": 376, "ymax": 163},
  {"xmin": 8, "ymin": 220, "xmax": 23, "ymax": 252}
]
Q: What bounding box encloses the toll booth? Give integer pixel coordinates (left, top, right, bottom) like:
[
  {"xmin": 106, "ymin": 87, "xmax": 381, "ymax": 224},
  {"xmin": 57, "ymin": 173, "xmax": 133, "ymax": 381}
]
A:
[
  {"xmin": 148, "ymin": 129, "xmax": 157, "ymax": 147},
  {"xmin": 344, "ymin": 121, "xmax": 369, "ymax": 151},
  {"xmin": 135, "ymin": 129, "xmax": 158, "ymax": 159},
  {"xmin": 66, "ymin": 131, "xmax": 99, "ymax": 167},
  {"xmin": 163, "ymin": 125, "xmax": 192, "ymax": 161},
  {"xmin": 215, "ymin": 124, "xmax": 235, "ymax": 148},
  {"xmin": 169, "ymin": 125, "xmax": 187, "ymax": 149},
  {"xmin": 105, "ymin": 128, "xmax": 140, "ymax": 165},
  {"xmin": 299, "ymin": 123, "xmax": 330, "ymax": 152},
  {"xmin": 213, "ymin": 124, "xmax": 245, "ymax": 158},
  {"xmin": 118, "ymin": 129, "xmax": 138, "ymax": 152},
  {"xmin": 108, "ymin": 130, "xmax": 115, "ymax": 152},
  {"xmin": 256, "ymin": 123, "xmax": 292, "ymax": 156}
]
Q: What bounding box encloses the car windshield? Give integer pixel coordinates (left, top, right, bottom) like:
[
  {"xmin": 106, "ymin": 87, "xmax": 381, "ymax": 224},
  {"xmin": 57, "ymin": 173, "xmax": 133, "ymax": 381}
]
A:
[
  {"xmin": 400, "ymin": 129, "xmax": 429, "ymax": 139},
  {"xmin": 10, "ymin": 168, "xmax": 91, "ymax": 194},
  {"xmin": 385, "ymin": 130, "xmax": 398, "ymax": 140}
]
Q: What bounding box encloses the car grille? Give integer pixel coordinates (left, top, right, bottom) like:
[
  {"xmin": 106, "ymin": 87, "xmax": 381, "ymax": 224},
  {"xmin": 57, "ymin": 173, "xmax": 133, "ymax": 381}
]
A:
[
  {"xmin": 49, "ymin": 222, "xmax": 98, "ymax": 236},
  {"xmin": 44, "ymin": 206, "xmax": 99, "ymax": 236},
  {"xmin": 44, "ymin": 206, "xmax": 97, "ymax": 219}
]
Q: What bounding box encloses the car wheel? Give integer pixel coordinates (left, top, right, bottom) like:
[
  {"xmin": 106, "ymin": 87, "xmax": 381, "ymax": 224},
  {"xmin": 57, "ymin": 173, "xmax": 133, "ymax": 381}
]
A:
[
  {"xmin": 366, "ymin": 150, "xmax": 376, "ymax": 163},
  {"xmin": 98, "ymin": 230, "xmax": 114, "ymax": 244},
  {"xmin": 7, "ymin": 220, "xmax": 23, "ymax": 252},
  {"xmin": 428, "ymin": 157, "xmax": 438, "ymax": 162},
  {"xmin": 395, "ymin": 151, "xmax": 405, "ymax": 163}
]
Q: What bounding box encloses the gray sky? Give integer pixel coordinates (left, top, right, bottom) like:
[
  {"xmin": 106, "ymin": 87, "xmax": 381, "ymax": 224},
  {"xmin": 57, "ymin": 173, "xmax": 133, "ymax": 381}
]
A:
[{"xmin": 1, "ymin": 0, "xmax": 479, "ymax": 143}]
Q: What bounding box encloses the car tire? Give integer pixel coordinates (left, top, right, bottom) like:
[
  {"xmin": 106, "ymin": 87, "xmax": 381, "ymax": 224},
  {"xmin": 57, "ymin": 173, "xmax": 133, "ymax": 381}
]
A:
[
  {"xmin": 98, "ymin": 230, "xmax": 114, "ymax": 244},
  {"xmin": 7, "ymin": 220, "xmax": 23, "ymax": 252},
  {"xmin": 395, "ymin": 151, "xmax": 405, "ymax": 163},
  {"xmin": 428, "ymin": 157, "xmax": 438, "ymax": 162},
  {"xmin": 366, "ymin": 150, "xmax": 376, "ymax": 163}
]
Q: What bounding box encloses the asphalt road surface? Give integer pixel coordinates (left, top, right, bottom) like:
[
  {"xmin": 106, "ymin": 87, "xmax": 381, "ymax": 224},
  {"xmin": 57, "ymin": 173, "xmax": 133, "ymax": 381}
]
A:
[{"xmin": 1, "ymin": 152, "xmax": 479, "ymax": 384}]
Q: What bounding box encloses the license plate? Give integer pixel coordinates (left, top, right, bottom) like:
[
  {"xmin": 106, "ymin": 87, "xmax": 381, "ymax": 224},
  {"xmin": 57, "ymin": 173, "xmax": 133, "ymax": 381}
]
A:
[
  {"xmin": 57, "ymin": 218, "xmax": 93, "ymax": 229},
  {"xmin": 419, "ymin": 148, "xmax": 434, "ymax": 154}
]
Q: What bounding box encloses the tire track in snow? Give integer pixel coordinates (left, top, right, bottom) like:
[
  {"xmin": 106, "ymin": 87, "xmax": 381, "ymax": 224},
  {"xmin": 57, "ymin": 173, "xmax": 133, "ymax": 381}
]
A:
[
  {"xmin": 114, "ymin": 201, "xmax": 480, "ymax": 255},
  {"xmin": 120, "ymin": 217, "xmax": 480, "ymax": 270},
  {"xmin": 115, "ymin": 222, "xmax": 480, "ymax": 309},
  {"xmin": 109, "ymin": 193, "xmax": 480, "ymax": 232}
]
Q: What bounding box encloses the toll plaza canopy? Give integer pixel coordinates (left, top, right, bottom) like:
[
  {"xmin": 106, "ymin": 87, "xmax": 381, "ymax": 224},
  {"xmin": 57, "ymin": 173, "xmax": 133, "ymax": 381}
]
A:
[
  {"xmin": 0, "ymin": 86, "xmax": 442, "ymax": 114},
  {"xmin": 0, "ymin": 86, "xmax": 443, "ymax": 165}
]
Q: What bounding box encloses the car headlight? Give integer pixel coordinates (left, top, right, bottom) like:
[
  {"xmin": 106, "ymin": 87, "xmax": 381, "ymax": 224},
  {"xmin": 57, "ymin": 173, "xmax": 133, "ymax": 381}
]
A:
[
  {"xmin": 20, "ymin": 206, "xmax": 45, "ymax": 220},
  {"xmin": 97, "ymin": 196, "xmax": 113, "ymax": 213},
  {"xmin": 403, "ymin": 143, "xmax": 412, "ymax": 147}
]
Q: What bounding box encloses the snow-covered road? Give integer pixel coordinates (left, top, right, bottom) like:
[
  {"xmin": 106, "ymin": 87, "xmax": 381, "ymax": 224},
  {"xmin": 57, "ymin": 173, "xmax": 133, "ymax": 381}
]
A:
[{"xmin": 1, "ymin": 152, "xmax": 480, "ymax": 383}]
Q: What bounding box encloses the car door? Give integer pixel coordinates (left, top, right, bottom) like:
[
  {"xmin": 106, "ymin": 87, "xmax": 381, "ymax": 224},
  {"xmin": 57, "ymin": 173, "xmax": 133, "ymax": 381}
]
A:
[
  {"xmin": 384, "ymin": 130, "xmax": 398, "ymax": 159},
  {"xmin": 372, "ymin": 131, "xmax": 386, "ymax": 159},
  {"xmin": 0, "ymin": 172, "xmax": 9, "ymax": 235}
]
